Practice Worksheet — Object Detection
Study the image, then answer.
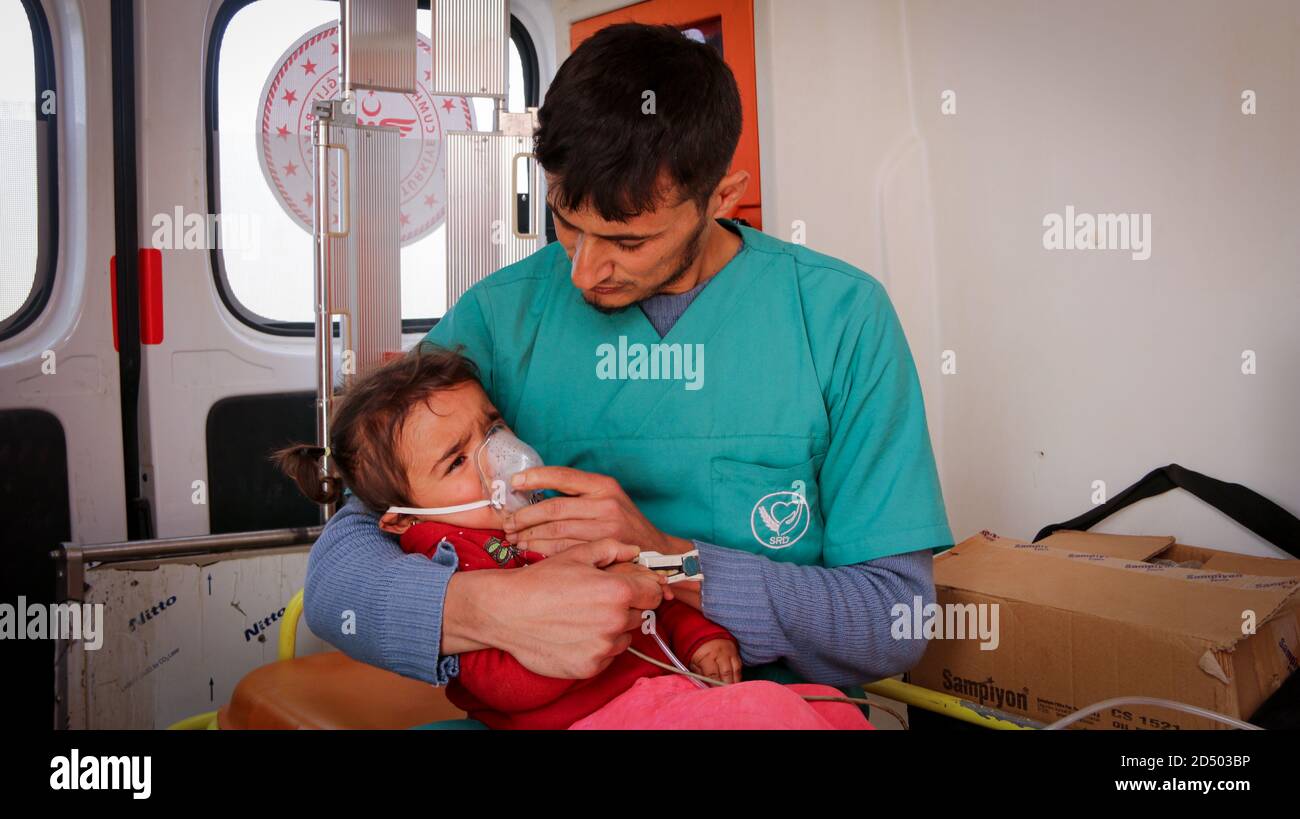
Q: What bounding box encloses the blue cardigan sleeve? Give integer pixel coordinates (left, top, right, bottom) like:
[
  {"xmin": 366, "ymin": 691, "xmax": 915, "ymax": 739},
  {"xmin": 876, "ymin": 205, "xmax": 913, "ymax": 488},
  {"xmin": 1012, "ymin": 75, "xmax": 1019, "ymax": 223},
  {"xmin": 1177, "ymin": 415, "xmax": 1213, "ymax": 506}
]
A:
[
  {"xmin": 694, "ymin": 542, "xmax": 939, "ymax": 688},
  {"xmin": 303, "ymin": 495, "xmax": 461, "ymax": 685}
]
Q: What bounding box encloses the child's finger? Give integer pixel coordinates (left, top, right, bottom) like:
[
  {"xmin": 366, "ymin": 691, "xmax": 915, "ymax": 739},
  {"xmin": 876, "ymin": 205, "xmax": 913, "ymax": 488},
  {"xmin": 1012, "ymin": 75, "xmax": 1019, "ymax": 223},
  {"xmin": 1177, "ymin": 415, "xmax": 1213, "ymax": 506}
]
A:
[
  {"xmin": 717, "ymin": 653, "xmax": 737, "ymax": 685},
  {"xmin": 730, "ymin": 653, "xmax": 743, "ymax": 683},
  {"xmin": 708, "ymin": 658, "xmax": 726, "ymax": 684},
  {"xmin": 693, "ymin": 655, "xmax": 720, "ymax": 684}
]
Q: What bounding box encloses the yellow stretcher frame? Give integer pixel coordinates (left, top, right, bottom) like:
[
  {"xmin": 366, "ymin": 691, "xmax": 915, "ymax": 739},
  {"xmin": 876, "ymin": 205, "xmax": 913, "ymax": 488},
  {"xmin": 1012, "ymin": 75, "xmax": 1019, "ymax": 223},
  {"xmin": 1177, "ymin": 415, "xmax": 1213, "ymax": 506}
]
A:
[{"xmin": 862, "ymin": 678, "xmax": 1042, "ymax": 730}]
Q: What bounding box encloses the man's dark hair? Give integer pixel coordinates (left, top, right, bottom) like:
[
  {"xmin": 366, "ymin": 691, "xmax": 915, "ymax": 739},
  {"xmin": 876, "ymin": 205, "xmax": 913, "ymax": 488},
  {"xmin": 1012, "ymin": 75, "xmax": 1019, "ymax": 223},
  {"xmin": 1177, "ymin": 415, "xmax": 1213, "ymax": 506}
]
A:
[{"xmin": 534, "ymin": 23, "xmax": 743, "ymax": 222}]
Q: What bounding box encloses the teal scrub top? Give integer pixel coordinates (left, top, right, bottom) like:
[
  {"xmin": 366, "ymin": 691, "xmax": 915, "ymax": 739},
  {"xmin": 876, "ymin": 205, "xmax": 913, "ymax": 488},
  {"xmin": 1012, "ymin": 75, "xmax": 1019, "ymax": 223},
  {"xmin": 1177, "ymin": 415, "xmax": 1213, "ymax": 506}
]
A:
[{"xmin": 424, "ymin": 220, "xmax": 952, "ymax": 566}]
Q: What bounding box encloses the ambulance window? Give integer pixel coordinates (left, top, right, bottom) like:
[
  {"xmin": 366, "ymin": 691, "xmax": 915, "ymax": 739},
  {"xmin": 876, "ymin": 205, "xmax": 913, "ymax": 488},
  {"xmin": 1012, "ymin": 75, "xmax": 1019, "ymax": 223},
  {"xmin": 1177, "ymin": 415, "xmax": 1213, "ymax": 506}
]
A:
[
  {"xmin": 209, "ymin": 0, "xmax": 539, "ymax": 334},
  {"xmin": 0, "ymin": 0, "xmax": 56, "ymax": 340}
]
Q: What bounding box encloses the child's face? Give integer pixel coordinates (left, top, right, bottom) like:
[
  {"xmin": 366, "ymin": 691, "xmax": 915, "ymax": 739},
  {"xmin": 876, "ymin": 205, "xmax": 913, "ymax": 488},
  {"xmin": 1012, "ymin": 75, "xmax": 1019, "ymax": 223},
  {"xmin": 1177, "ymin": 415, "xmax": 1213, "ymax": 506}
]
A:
[{"xmin": 378, "ymin": 381, "xmax": 510, "ymax": 535}]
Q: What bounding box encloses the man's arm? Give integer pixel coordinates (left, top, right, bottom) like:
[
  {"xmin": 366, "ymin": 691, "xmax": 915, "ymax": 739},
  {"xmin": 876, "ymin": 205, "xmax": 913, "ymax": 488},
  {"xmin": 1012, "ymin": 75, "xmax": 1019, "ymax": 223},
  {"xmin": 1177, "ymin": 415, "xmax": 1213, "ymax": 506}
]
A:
[
  {"xmin": 302, "ymin": 495, "xmax": 463, "ymax": 685},
  {"xmin": 499, "ymin": 468, "xmax": 941, "ymax": 686},
  {"xmin": 692, "ymin": 543, "xmax": 940, "ymax": 688},
  {"xmin": 677, "ymin": 274, "xmax": 947, "ymax": 686},
  {"xmin": 304, "ymin": 496, "xmax": 667, "ymax": 683}
]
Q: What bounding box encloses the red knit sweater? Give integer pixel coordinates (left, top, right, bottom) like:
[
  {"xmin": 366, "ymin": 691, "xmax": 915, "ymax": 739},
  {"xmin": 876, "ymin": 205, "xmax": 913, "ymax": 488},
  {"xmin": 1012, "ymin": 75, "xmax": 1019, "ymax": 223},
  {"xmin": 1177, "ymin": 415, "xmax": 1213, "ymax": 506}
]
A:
[{"xmin": 399, "ymin": 520, "xmax": 735, "ymax": 729}]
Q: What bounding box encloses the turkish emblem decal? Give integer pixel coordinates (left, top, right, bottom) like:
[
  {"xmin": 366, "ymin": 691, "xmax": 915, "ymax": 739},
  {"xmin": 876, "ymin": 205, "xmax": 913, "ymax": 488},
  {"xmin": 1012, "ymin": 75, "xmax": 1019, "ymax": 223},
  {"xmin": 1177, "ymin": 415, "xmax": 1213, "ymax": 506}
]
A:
[{"xmin": 256, "ymin": 22, "xmax": 475, "ymax": 245}]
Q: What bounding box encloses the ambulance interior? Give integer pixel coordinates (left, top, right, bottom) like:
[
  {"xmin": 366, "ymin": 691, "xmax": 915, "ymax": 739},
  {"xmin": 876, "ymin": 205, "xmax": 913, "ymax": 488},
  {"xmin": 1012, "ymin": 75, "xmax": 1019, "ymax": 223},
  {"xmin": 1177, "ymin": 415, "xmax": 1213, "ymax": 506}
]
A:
[{"xmin": 1, "ymin": 0, "xmax": 1297, "ymax": 731}]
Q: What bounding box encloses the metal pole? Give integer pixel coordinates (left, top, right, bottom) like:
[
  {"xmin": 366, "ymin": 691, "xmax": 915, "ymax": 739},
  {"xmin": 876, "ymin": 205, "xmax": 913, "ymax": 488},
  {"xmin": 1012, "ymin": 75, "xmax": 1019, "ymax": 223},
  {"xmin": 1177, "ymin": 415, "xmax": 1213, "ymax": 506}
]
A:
[
  {"xmin": 313, "ymin": 105, "xmax": 336, "ymax": 521},
  {"xmin": 51, "ymin": 526, "xmax": 324, "ymax": 567},
  {"xmin": 339, "ymin": 0, "xmax": 350, "ymax": 92},
  {"xmin": 52, "ymin": 542, "xmax": 84, "ymax": 730}
]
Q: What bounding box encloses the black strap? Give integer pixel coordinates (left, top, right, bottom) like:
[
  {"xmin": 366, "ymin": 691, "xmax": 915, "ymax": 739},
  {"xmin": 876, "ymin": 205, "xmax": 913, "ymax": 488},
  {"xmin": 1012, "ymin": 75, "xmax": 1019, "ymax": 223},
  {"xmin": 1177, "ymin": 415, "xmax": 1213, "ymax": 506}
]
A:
[{"xmin": 1033, "ymin": 464, "xmax": 1300, "ymax": 559}]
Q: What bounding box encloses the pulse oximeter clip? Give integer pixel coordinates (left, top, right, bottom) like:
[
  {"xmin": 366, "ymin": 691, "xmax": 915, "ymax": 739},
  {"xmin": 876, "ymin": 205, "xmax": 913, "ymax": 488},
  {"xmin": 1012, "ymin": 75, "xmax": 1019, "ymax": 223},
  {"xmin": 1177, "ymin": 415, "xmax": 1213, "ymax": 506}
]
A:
[{"xmin": 636, "ymin": 550, "xmax": 703, "ymax": 584}]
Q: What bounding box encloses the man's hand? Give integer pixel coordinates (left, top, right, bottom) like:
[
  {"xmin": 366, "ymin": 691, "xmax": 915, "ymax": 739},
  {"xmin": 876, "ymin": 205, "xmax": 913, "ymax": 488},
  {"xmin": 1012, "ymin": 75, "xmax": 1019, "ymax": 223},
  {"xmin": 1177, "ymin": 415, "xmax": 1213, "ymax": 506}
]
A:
[
  {"xmin": 444, "ymin": 538, "xmax": 665, "ymax": 679},
  {"xmin": 501, "ymin": 466, "xmax": 695, "ymax": 557},
  {"xmin": 689, "ymin": 639, "xmax": 742, "ymax": 685},
  {"xmin": 603, "ymin": 560, "xmax": 662, "ymax": 581}
]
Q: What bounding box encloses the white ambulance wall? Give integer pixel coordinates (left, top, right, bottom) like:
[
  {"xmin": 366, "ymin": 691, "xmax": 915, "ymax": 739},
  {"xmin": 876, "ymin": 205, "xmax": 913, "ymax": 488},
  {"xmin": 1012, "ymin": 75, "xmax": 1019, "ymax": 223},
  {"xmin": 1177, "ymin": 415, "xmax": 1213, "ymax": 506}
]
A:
[
  {"xmin": 0, "ymin": 0, "xmax": 127, "ymax": 546},
  {"xmin": 69, "ymin": 549, "xmax": 330, "ymax": 730},
  {"xmin": 755, "ymin": 0, "xmax": 1299, "ymax": 556}
]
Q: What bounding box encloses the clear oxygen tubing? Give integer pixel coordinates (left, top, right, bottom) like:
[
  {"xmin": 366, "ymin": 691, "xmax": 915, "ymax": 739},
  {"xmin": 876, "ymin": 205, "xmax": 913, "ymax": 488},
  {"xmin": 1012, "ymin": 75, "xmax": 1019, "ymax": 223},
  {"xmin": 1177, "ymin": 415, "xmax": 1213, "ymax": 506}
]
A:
[
  {"xmin": 1042, "ymin": 697, "xmax": 1262, "ymax": 731},
  {"xmin": 626, "ymin": 646, "xmax": 1264, "ymax": 731},
  {"xmin": 641, "ymin": 631, "xmax": 708, "ymax": 690}
]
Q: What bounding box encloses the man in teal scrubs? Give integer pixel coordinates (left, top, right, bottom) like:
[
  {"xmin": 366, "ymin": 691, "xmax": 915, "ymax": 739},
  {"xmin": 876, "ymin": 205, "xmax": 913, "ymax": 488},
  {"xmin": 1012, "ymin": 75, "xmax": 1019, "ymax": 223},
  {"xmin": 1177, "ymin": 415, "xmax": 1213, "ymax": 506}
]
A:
[
  {"xmin": 432, "ymin": 219, "xmax": 950, "ymax": 570},
  {"xmin": 304, "ymin": 23, "xmax": 951, "ymax": 692}
]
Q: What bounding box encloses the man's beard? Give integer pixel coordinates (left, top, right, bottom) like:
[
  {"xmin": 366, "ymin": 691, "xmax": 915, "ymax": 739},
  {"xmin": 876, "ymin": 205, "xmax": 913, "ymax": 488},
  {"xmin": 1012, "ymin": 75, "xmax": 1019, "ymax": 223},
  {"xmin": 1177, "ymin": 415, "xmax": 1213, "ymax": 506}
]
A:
[
  {"xmin": 583, "ymin": 295, "xmax": 633, "ymax": 316},
  {"xmin": 581, "ymin": 216, "xmax": 710, "ymax": 315}
]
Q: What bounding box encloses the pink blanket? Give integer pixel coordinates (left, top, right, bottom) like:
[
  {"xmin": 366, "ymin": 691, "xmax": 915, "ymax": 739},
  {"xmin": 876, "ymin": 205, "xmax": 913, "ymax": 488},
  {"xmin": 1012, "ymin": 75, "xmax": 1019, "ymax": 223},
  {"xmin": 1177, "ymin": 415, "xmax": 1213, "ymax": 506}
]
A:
[{"xmin": 569, "ymin": 674, "xmax": 875, "ymax": 730}]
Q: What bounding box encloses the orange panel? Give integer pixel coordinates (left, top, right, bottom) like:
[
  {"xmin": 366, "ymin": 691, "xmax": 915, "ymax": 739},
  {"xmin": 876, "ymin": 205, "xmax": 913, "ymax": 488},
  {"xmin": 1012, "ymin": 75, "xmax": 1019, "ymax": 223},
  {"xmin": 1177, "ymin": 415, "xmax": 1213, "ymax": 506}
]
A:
[
  {"xmin": 219, "ymin": 651, "xmax": 467, "ymax": 730},
  {"xmin": 570, "ymin": 0, "xmax": 762, "ymax": 230}
]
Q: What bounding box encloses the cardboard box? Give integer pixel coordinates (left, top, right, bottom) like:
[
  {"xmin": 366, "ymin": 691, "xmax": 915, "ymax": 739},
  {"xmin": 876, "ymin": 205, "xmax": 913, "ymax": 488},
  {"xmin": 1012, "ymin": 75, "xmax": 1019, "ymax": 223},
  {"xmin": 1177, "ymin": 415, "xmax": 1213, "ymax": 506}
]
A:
[{"xmin": 906, "ymin": 530, "xmax": 1300, "ymax": 729}]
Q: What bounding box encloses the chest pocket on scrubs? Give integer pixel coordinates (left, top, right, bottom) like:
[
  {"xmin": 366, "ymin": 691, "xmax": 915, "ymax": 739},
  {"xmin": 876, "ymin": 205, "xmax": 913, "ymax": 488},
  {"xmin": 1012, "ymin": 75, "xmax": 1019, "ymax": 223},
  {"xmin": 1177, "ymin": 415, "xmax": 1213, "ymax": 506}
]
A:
[{"xmin": 710, "ymin": 454, "xmax": 825, "ymax": 564}]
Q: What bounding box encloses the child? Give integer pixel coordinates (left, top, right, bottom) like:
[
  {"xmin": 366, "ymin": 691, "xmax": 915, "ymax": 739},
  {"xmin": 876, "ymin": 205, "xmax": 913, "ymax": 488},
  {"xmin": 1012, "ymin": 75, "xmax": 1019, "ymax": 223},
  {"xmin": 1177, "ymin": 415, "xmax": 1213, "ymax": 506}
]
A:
[{"xmin": 279, "ymin": 343, "xmax": 870, "ymax": 730}]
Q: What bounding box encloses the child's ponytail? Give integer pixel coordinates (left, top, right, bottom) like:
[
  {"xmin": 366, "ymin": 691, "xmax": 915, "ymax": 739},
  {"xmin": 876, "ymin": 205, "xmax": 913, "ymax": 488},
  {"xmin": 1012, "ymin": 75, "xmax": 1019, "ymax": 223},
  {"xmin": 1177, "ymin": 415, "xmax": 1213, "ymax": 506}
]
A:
[{"xmin": 272, "ymin": 444, "xmax": 344, "ymax": 506}]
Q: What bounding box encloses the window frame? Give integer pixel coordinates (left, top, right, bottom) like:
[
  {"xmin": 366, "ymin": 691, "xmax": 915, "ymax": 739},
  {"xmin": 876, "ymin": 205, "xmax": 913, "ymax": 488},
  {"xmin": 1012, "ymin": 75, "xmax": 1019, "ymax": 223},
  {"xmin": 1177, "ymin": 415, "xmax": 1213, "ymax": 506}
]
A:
[
  {"xmin": 0, "ymin": 0, "xmax": 60, "ymax": 341},
  {"xmin": 205, "ymin": 0, "xmax": 541, "ymax": 337}
]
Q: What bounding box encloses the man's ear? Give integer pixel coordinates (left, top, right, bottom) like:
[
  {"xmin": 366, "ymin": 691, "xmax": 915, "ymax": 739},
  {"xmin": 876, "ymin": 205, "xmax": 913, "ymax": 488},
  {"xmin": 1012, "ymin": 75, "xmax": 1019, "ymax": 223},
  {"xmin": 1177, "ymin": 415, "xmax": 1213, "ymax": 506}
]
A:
[
  {"xmin": 709, "ymin": 169, "xmax": 751, "ymax": 220},
  {"xmin": 379, "ymin": 512, "xmax": 415, "ymax": 535}
]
